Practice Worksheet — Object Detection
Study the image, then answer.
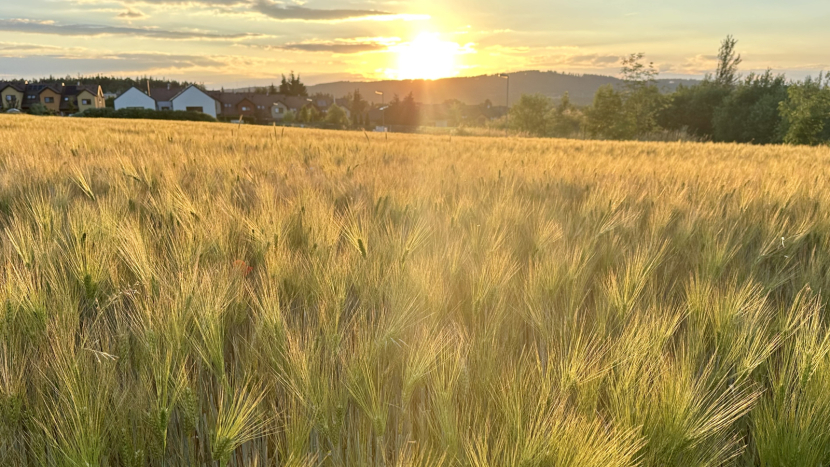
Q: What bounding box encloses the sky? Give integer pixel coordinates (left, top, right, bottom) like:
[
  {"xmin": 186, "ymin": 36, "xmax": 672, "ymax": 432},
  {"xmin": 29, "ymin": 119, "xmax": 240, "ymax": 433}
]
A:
[{"xmin": 0, "ymin": 0, "xmax": 828, "ymax": 87}]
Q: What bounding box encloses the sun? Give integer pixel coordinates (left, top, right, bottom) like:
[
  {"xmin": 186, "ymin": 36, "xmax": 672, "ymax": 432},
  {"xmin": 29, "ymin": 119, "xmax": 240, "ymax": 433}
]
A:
[{"xmin": 390, "ymin": 33, "xmax": 459, "ymax": 80}]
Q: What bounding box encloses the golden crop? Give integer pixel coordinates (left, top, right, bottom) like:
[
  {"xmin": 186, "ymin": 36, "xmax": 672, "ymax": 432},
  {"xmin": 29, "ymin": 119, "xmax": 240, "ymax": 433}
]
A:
[{"xmin": 1, "ymin": 115, "xmax": 830, "ymax": 466}]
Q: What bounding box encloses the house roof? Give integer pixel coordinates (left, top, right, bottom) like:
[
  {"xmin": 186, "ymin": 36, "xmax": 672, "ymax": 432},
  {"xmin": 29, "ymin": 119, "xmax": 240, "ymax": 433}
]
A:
[
  {"xmin": 148, "ymin": 87, "xmax": 183, "ymax": 102},
  {"xmin": 0, "ymin": 82, "xmax": 25, "ymax": 93},
  {"xmin": 61, "ymin": 85, "xmax": 100, "ymax": 97},
  {"xmin": 280, "ymin": 95, "xmax": 313, "ymax": 111},
  {"xmin": 215, "ymin": 92, "xmax": 285, "ymax": 108}
]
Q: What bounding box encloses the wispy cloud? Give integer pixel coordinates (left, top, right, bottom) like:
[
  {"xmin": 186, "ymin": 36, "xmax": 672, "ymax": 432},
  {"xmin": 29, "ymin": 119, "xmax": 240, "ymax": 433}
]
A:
[
  {"xmin": 0, "ymin": 18, "xmax": 260, "ymax": 40},
  {"xmin": 260, "ymin": 37, "xmax": 398, "ymax": 54},
  {"xmin": 253, "ymin": 1, "xmax": 387, "ymax": 20},
  {"xmin": 252, "ymin": 0, "xmax": 426, "ymax": 22},
  {"xmin": 117, "ymin": 9, "xmax": 148, "ymax": 19}
]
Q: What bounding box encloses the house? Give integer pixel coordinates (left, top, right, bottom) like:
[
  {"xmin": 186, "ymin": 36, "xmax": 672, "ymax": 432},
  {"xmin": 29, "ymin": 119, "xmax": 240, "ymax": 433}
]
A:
[
  {"xmin": 115, "ymin": 84, "xmax": 219, "ymax": 118},
  {"xmin": 15, "ymin": 82, "xmax": 105, "ymax": 115},
  {"xmin": 170, "ymin": 85, "xmax": 218, "ymax": 118},
  {"xmin": 0, "ymin": 82, "xmax": 25, "ymax": 110},
  {"xmin": 24, "ymin": 84, "xmax": 62, "ymax": 113},
  {"xmin": 215, "ymin": 92, "xmax": 298, "ymax": 123},
  {"xmin": 59, "ymin": 84, "xmax": 106, "ymax": 114},
  {"xmin": 148, "ymin": 85, "xmax": 180, "ymax": 111},
  {"xmin": 114, "ymin": 87, "xmax": 156, "ymax": 110}
]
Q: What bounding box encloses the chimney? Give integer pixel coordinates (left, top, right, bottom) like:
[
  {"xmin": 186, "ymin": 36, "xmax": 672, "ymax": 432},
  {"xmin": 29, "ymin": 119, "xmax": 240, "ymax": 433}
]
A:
[
  {"xmin": 77, "ymin": 81, "xmax": 81, "ymax": 86},
  {"xmin": 167, "ymin": 82, "xmax": 171, "ymax": 90}
]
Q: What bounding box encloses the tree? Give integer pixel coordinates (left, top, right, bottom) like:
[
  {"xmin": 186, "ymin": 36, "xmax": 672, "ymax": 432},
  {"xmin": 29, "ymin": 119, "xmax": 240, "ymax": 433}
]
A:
[
  {"xmin": 658, "ymin": 82, "xmax": 731, "ymax": 138},
  {"xmin": 619, "ymin": 53, "xmax": 665, "ymax": 136},
  {"xmin": 400, "ymin": 92, "xmax": 419, "ymax": 126},
  {"xmin": 621, "ymin": 53, "xmax": 658, "ymax": 86},
  {"xmin": 268, "ymin": 82, "xmax": 278, "ymax": 95},
  {"xmin": 28, "ymin": 103, "xmax": 52, "ymax": 116},
  {"xmin": 386, "ymin": 93, "xmax": 419, "ymax": 127},
  {"xmin": 583, "ymin": 85, "xmax": 630, "ymax": 139},
  {"xmin": 714, "ymin": 35, "xmax": 742, "ymax": 87},
  {"xmin": 282, "ymin": 110, "xmax": 296, "ymax": 124},
  {"xmin": 345, "ymin": 89, "xmax": 368, "ymax": 127},
  {"xmin": 298, "ymin": 105, "xmax": 321, "ymax": 123},
  {"xmin": 547, "ymin": 93, "xmax": 582, "ymax": 138},
  {"xmin": 712, "ymin": 71, "xmax": 788, "ymax": 144},
  {"xmin": 446, "ymin": 101, "xmax": 464, "ymax": 127},
  {"xmin": 658, "ymin": 36, "xmax": 742, "ymax": 138},
  {"xmin": 279, "ymin": 72, "xmax": 307, "ymax": 97},
  {"xmin": 509, "ymin": 94, "xmax": 551, "ymax": 137},
  {"xmin": 324, "ymin": 104, "xmax": 350, "ymax": 128},
  {"xmin": 779, "ymin": 74, "xmax": 830, "ymax": 145}
]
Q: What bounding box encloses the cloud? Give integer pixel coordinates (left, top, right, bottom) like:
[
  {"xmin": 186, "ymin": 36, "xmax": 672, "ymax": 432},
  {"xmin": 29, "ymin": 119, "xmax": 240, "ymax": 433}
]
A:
[
  {"xmin": 253, "ymin": 0, "xmax": 391, "ymax": 21},
  {"xmin": 0, "ymin": 41, "xmax": 65, "ymax": 52},
  {"xmin": 261, "ymin": 37, "xmax": 399, "ymax": 54},
  {"xmin": 117, "ymin": 0, "xmax": 247, "ymax": 5},
  {"xmin": 0, "ymin": 18, "xmax": 259, "ymax": 40},
  {"xmin": 117, "ymin": 9, "xmax": 148, "ymax": 19}
]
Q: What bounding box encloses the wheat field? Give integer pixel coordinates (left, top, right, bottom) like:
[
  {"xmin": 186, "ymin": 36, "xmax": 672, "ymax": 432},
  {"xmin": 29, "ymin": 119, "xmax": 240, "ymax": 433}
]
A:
[{"xmin": 2, "ymin": 115, "xmax": 830, "ymax": 466}]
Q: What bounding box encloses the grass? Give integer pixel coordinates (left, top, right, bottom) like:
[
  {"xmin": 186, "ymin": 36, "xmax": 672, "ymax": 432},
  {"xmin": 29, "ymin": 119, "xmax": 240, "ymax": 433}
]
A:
[{"xmin": 1, "ymin": 114, "xmax": 830, "ymax": 466}]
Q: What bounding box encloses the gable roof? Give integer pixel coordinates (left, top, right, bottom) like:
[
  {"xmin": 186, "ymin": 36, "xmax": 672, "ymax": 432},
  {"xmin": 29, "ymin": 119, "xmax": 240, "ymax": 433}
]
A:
[
  {"xmin": 169, "ymin": 85, "xmax": 218, "ymax": 103},
  {"xmin": 116, "ymin": 86, "xmax": 155, "ymax": 100},
  {"xmin": 0, "ymin": 82, "xmax": 25, "ymax": 93},
  {"xmin": 215, "ymin": 92, "xmax": 284, "ymax": 107},
  {"xmin": 148, "ymin": 86, "xmax": 183, "ymax": 102},
  {"xmin": 61, "ymin": 85, "xmax": 100, "ymax": 97}
]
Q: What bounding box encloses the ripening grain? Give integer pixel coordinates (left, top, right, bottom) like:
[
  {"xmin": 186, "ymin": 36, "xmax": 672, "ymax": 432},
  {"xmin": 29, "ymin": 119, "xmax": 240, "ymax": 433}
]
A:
[{"xmin": 1, "ymin": 115, "xmax": 830, "ymax": 466}]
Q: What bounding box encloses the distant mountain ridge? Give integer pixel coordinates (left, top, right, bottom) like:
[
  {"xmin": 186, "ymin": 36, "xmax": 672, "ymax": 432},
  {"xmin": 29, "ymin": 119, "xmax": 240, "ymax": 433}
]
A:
[{"xmin": 302, "ymin": 71, "xmax": 700, "ymax": 107}]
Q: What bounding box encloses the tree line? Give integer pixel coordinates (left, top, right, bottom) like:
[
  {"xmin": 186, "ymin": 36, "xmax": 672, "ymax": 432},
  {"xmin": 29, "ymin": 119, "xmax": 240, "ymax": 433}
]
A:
[{"xmin": 509, "ymin": 36, "xmax": 830, "ymax": 146}]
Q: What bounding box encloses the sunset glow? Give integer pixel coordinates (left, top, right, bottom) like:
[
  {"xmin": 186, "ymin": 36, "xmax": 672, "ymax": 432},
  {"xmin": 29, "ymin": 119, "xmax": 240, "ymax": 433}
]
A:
[{"xmin": 387, "ymin": 33, "xmax": 462, "ymax": 80}]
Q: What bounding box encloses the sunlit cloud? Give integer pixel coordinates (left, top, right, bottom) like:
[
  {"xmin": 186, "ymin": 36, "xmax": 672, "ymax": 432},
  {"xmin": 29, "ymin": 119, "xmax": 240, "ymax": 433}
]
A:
[
  {"xmin": 258, "ymin": 37, "xmax": 399, "ymax": 54},
  {"xmin": 252, "ymin": 1, "xmax": 428, "ymax": 22}
]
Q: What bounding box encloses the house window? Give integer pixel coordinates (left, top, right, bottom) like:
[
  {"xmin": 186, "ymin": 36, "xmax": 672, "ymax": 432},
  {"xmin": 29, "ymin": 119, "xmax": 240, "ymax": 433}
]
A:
[
  {"xmin": 225, "ymin": 103, "xmax": 231, "ymax": 108},
  {"xmin": 5, "ymin": 95, "xmax": 11, "ymax": 101},
  {"xmin": 241, "ymin": 106, "xmax": 249, "ymax": 111},
  {"xmin": 186, "ymin": 106, "xmax": 203, "ymax": 113},
  {"xmin": 64, "ymin": 97, "xmax": 69, "ymax": 101},
  {"xmin": 81, "ymin": 99, "xmax": 91, "ymax": 105},
  {"xmin": 44, "ymin": 97, "xmax": 54, "ymax": 103}
]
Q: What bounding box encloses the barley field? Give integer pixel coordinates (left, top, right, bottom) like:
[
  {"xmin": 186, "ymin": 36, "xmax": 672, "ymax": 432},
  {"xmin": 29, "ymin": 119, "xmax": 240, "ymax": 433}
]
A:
[{"xmin": 2, "ymin": 115, "xmax": 830, "ymax": 466}]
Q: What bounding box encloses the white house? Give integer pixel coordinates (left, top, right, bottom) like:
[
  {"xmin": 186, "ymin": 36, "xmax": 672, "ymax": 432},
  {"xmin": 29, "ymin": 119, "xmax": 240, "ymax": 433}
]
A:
[
  {"xmin": 171, "ymin": 85, "xmax": 218, "ymax": 118},
  {"xmin": 114, "ymin": 87, "xmax": 156, "ymax": 111}
]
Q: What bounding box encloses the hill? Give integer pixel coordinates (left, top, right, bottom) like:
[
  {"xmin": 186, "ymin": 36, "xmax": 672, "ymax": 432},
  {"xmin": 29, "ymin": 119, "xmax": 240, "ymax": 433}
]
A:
[{"xmin": 305, "ymin": 70, "xmax": 699, "ymax": 106}]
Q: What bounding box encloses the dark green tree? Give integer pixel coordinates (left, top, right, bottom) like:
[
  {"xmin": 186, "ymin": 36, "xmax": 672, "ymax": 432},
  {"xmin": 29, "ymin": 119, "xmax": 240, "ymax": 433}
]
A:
[
  {"xmin": 279, "ymin": 72, "xmax": 308, "ymax": 97},
  {"xmin": 583, "ymin": 85, "xmax": 630, "ymax": 139},
  {"xmin": 712, "ymin": 71, "xmax": 788, "ymax": 144},
  {"xmin": 779, "ymin": 73, "xmax": 830, "ymax": 145}
]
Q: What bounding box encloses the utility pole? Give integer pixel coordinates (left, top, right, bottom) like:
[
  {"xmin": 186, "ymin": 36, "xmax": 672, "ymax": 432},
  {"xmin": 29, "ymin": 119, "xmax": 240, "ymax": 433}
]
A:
[
  {"xmin": 375, "ymin": 90, "xmax": 385, "ymax": 131},
  {"xmin": 498, "ymin": 73, "xmax": 509, "ymax": 136}
]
